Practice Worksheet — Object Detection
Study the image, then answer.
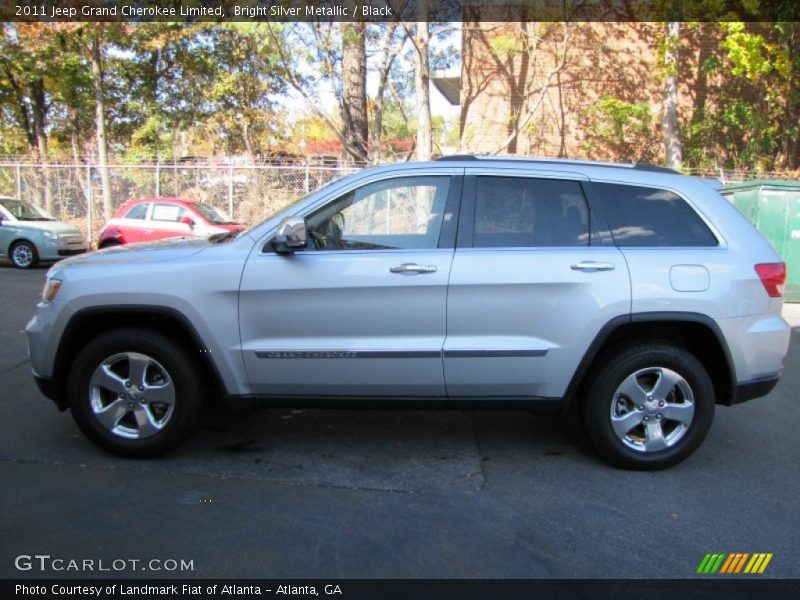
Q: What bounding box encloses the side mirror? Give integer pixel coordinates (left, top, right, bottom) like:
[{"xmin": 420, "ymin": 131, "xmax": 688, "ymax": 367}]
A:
[
  {"xmin": 180, "ymin": 216, "xmax": 195, "ymax": 229},
  {"xmin": 271, "ymin": 216, "xmax": 307, "ymax": 254}
]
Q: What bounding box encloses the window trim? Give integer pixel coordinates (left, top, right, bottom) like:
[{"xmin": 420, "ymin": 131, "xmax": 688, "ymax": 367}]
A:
[
  {"xmin": 456, "ymin": 173, "xmax": 604, "ymax": 250},
  {"xmin": 587, "ymin": 179, "xmax": 725, "ymax": 249},
  {"xmin": 259, "ymin": 172, "xmax": 464, "ymax": 255}
]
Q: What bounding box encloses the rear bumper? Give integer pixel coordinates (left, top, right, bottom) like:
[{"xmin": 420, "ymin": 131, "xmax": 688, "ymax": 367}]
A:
[{"xmin": 727, "ymin": 373, "xmax": 781, "ymax": 405}]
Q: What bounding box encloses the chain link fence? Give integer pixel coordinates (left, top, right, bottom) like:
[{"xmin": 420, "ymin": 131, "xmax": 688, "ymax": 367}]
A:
[
  {"xmin": 0, "ymin": 162, "xmax": 358, "ymax": 243},
  {"xmin": 1, "ymin": 160, "xmax": 797, "ymax": 244}
]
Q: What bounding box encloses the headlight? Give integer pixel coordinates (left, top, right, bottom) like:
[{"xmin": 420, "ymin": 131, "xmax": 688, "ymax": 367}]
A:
[
  {"xmin": 43, "ymin": 231, "xmax": 58, "ymax": 240},
  {"xmin": 42, "ymin": 279, "xmax": 62, "ymax": 303}
]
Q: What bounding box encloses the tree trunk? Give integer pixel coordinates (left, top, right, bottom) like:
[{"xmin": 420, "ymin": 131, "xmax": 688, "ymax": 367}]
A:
[
  {"xmin": 90, "ymin": 36, "xmax": 113, "ymax": 220},
  {"xmin": 340, "ymin": 22, "xmax": 369, "ymax": 164},
  {"xmin": 662, "ymin": 21, "xmax": 682, "ymax": 170},
  {"xmin": 70, "ymin": 108, "xmax": 91, "ymax": 204},
  {"xmin": 28, "ymin": 77, "xmax": 54, "ymax": 213},
  {"xmin": 414, "ymin": 15, "xmax": 432, "ymax": 161}
]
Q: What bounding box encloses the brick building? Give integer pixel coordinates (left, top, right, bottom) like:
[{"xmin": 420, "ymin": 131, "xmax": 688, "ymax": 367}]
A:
[{"xmin": 446, "ymin": 22, "xmax": 726, "ymax": 162}]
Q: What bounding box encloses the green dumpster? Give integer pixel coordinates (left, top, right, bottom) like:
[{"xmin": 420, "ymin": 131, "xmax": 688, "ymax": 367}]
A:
[{"xmin": 721, "ymin": 180, "xmax": 800, "ymax": 303}]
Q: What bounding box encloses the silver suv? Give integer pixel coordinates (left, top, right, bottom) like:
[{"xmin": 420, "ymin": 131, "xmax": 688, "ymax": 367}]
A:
[{"xmin": 25, "ymin": 157, "xmax": 791, "ymax": 469}]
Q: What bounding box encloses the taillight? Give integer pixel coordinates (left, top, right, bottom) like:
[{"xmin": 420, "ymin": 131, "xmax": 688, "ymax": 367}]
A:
[{"xmin": 754, "ymin": 262, "xmax": 786, "ymax": 298}]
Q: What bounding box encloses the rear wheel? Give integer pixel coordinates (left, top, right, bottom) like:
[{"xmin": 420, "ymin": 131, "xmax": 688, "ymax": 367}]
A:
[
  {"xmin": 10, "ymin": 240, "xmax": 39, "ymax": 269},
  {"xmin": 582, "ymin": 342, "xmax": 715, "ymax": 470},
  {"xmin": 100, "ymin": 240, "xmax": 121, "ymax": 249},
  {"xmin": 68, "ymin": 328, "xmax": 203, "ymax": 457}
]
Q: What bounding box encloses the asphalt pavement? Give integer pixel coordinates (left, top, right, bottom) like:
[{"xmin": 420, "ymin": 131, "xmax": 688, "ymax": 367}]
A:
[{"xmin": 1, "ymin": 263, "xmax": 798, "ymax": 579}]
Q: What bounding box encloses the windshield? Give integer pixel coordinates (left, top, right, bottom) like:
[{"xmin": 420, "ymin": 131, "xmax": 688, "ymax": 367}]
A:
[
  {"xmin": 193, "ymin": 202, "xmax": 232, "ymax": 225},
  {"xmin": 1, "ymin": 199, "xmax": 53, "ymax": 221}
]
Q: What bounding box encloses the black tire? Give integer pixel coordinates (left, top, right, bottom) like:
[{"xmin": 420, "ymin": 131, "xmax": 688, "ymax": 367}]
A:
[
  {"xmin": 68, "ymin": 328, "xmax": 203, "ymax": 458},
  {"xmin": 100, "ymin": 240, "xmax": 121, "ymax": 249},
  {"xmin": 582, "ymin": 342, "xmax": 715, "ymax": 470},
  {"xmin": 10, "ymin": 240, "xmax": 39, "ymax": 269}
]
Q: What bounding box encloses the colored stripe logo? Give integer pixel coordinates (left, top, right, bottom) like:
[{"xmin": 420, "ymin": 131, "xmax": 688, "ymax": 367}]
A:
[{"xmin": 696, "ymin": 553, "xmax": 773, "ymax": 574}]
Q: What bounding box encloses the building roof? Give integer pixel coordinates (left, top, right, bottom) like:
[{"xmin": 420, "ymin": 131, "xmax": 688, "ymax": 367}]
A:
[{"xmin": 431, "ymin": 71, "xmax": 461, "ymax": 106}]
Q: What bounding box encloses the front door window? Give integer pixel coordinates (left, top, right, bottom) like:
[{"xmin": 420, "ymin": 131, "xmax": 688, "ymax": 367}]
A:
[{"xmin": 305, "ymin": 176, "xmax": 450, "ymax": 251}]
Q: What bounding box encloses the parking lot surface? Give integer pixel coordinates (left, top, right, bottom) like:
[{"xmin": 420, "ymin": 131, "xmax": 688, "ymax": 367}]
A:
[{"xmin": 1, "ymin": 264, "xmax": 798, "ymax": 578}]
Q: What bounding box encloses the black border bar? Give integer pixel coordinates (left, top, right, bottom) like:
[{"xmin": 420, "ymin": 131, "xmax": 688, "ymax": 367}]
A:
[
  {"xmin": 2, "ymin": 0, "xmax": 799, "ymax": 23},
  {"xmin": 4, "ymin": 579, "xmax": 800, "ymax": 600}
]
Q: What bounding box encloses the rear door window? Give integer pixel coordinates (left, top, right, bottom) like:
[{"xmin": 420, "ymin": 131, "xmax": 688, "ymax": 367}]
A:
[
  {"xmin": 151, "ymin": 203, "xmax": 189, "ymax": 222},
  {"xmin": 593, "ymin": 182, "xmax": 718, "ymax": 247},
  {"xmin": 472, "ymin": 176, "xmax": 591, "ymax": 247}
]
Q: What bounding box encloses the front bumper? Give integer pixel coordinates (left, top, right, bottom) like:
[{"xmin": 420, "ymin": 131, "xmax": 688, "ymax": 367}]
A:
[
  {"xmin": 33, "ymin": 372, "xmax": 68, "ymax": 410},
  {"xmin": 37, "ymin": 238, "xmax": 88, "ymax": 261}
]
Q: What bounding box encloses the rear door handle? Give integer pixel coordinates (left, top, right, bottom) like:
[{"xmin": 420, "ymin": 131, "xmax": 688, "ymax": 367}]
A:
[
  {"xmin": 390, "ymin": 263, "xmax": 438, "ymax": 274},
  {"xmin": 571, "ymin": 261, "xmax": 616, "ymax": 272}
]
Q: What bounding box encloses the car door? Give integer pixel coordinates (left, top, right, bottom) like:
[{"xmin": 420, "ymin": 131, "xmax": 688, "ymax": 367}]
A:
[
  {"xmin": 443, "ymin": 170, "xmax": 631, "ymax": 400},
  {"xmin": 116, "ymin": 202, "xmax": 151, "ymax": 243},
  {"xmin": 0, "ymin": 206, "xmax": 15, "ymax": 257},
  {"xmin": 147, "ymin": 202, "xmax": 193, "ymax": 241},
  {"xmin": 239, "ymin": 171, "xmax": 462, "ymax": 397}
]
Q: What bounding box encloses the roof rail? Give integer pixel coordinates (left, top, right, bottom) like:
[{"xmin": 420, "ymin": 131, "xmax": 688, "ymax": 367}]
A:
[
  {"xmin": 435, "ymin": 154, "xmax": 480, "ymax": 161},
  {"xmin": 434, "ymin": 154, "xmax": 679, "ymax": 174}
]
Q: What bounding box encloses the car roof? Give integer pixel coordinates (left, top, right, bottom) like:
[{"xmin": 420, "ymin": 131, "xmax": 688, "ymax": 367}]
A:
[
  {"xmin": 433, "ymin": 154, "xmax": 679, "ymax": 174},
  {"xmin": 128, "ymin": 197, "xmax": 197, "ymax": 204}
]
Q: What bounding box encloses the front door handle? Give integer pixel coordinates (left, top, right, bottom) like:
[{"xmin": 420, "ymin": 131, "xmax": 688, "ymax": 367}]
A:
[
  {"xmin": 390, "ymin": 263, "xmax": 438, "ymax": 274},
  {"xmin": 571, "ymin": 261, "xmax": 616, "ymax": 272}
]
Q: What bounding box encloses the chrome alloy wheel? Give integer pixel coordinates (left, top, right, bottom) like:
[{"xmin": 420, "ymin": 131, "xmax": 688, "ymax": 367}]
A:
[
  {"xmin": 88, "ymin": 352, "xmax": 175, "ymax": 439},
  {"xmin": 609, "ymin": 367, "xmax": 695, "ymax": 453},
  {"xmin": 12, "ymin": 243, "xmax": 34, "ymax": 267}
]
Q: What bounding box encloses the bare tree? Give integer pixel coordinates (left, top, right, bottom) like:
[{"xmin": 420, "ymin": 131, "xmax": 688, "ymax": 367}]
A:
[
  {"xmin": 409, "ymin": 4, "xmax": 432, "ymax": 161},
  {"xmin": 399, "ymin": 0, "xmax": 433, "ymax": 162},
  {"xmin": 490, "ymin": 22, "xmax": 571, "ymax": 155},
  {"xmin": 371, "ymin": 23, "xmax": 407, "ymax": 163},
  {"xmin": 265, "ymin": 23, "xmax": 370, "ymax": 163}
]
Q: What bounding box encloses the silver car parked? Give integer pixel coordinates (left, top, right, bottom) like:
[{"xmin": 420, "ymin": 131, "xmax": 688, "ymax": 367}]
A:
[
  {"xmin": 25, "ymin": 157, "xmax": 791, "ymax": 469},
  {"xmin": 0, "ymin": 197, "xmax": 88, "ymax": 268}
]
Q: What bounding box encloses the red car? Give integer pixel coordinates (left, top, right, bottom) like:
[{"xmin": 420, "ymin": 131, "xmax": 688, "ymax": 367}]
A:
[{"xmin": 98, "ymin": 197, "xmax": 245, "ymax": 248}]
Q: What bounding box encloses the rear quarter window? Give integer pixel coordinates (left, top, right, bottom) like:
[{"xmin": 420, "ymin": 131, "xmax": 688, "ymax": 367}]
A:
[{"xmin": 594, "ymin": 182, "xmax": 718, "ymax": 247}]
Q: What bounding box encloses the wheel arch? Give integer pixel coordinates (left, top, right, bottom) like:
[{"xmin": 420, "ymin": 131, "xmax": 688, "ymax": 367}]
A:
[
  {"xmin": 564, "ymin": 312, "xmax": 736, "ymax": 411},
  {"xmin": 52, "ymin": 306, "xmax": 227, "ymax": 408},
  {"xmin": 98, "ymin": 229, "xmax": 125, "ymax": 247},
  {"xmin": 8, "ymin": 237, "xmax": 39, "ymax": 255}
]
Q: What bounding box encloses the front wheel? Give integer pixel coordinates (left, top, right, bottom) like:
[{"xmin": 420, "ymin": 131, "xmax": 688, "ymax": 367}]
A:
[
  {"xmin": 10, "ymin": 240, "xmax": 39, "ymax": 269},
  {"xmin": 582, "ymin": 343, "xmax": 715, "ymax": 470},
  {"xmin": 68, "ymin": 328, "xmax": 203, "ymax": 458}
]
